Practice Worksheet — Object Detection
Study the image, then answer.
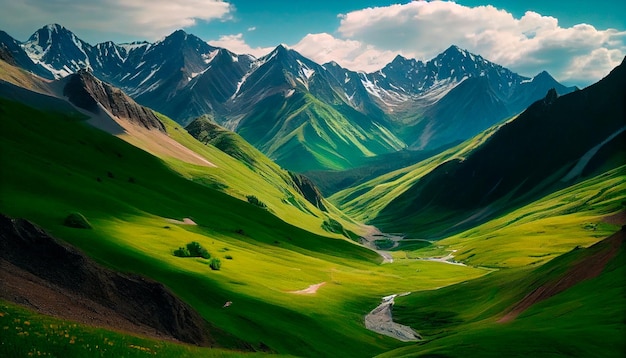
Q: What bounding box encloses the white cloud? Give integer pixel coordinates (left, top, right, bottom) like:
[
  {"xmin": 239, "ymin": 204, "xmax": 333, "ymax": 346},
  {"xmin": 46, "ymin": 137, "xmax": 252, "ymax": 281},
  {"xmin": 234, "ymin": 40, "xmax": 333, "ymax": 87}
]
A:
[
  {"xmin": 247, "ymin": 26, "xmax": 257, "ymax": 32},
  {"xmin": 309, "ymin": 1, "xmax": 625, "ymax": 85},
  {"xmin": 0, "ymin": 0, "xmax": 232, "ymax": 41},
  {"xmin": 208, "ymin": 33, "xmax": 272, "ymax": 58},
  {"xmin": 293, "ymin": 33, "xmax": 397, "ymax": 72}
]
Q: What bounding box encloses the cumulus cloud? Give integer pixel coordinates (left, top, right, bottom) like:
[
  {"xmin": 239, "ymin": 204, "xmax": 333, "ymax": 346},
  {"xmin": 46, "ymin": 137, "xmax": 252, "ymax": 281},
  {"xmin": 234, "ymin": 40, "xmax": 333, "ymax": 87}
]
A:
[
  {"xmin": 293, "ymin": 33, "xmax": 398, "ymax": 72},
  {"xmin": 208, "ymin": 33, "xmax": 273, "ymax": 58},
  {"xmin": 330, "ymin": 1, "xmax": 625, "ymax": 85},
  {"xmin": 0, "ymin": 0, "xmax": 232, "ymax": 41}
]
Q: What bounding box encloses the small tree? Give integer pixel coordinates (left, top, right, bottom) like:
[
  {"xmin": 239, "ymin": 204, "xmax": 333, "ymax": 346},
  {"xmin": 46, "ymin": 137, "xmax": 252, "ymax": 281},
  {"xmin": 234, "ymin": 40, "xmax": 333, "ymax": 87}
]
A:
[{"xmin": 209, "ymin": 258, "xmax": 222, "ymax": 270}]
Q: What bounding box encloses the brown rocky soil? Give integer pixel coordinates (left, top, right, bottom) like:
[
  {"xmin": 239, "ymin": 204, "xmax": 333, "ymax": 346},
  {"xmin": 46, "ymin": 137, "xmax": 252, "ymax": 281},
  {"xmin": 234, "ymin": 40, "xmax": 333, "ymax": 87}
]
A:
[
  {"xmin": 0, "ymin": 214, "xmax": 215, "ymax": 346},
  {"xmin": 498, "ymin": 228, "xmax": 624, "ymax": 323}
]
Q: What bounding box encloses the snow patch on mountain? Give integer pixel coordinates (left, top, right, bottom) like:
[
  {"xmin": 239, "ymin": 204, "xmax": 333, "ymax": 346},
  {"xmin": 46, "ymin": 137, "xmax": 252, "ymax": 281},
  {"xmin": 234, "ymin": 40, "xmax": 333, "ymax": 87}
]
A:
[{"xmin": 202, "ymin": 50, "xmax": 220, "ymax": 64}]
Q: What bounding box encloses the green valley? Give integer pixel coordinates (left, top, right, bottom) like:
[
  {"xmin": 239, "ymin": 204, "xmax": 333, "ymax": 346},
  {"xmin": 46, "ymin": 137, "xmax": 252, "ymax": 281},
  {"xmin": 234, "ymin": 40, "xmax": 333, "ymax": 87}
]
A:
[{"xmin": 0, "ymin": 20, "xmax": 624, "ymax": 358}]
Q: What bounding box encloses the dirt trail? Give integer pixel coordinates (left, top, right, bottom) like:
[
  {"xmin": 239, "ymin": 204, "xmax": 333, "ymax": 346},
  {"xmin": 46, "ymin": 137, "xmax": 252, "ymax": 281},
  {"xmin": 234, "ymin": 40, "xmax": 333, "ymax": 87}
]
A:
[
  {"xmin": 364, "ymin": 293, "xmax": 421, "ymax": 342},
  {"xmin": 166, "ymin": 217, "xmax": 198, "ymax": 225},
  {"xmin": 288, "ymin": 282, "xmax": 326, "ymax": 295}
]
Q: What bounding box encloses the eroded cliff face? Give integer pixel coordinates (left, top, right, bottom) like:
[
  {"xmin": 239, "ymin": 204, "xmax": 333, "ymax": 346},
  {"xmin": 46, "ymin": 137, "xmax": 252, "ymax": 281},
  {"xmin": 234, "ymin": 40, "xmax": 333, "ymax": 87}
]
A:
[
  {"xmin": 0, "ymin": 214, "xmax": 214, "ymax": 346},
  {"xmin": 63, "ymin": 69, "xmax": 166, "ymax": 132},
  {"xmin": 289, "ymin": 172, "xmax": 327, "ymax": 212}
]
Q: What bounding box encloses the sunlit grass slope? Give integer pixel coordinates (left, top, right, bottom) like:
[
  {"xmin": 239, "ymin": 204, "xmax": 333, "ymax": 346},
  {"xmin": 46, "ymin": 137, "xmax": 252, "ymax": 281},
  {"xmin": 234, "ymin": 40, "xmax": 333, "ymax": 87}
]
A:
[
  {"xmin": 330, "ymin": 121, "xmax": 504, "ymax": 223},
  {"xmin": 372, "ymin": 167, "xmax": 626, "ymax": 356},
  {"xmin": 379, "ymin": 229, "xmax": 625, "ymax": 357},
  {"xmin": 0, "ymin": 301, "xmax": 269, "ymax": 358},
  {"xmin": 0, "ymin": 98, "xmax": 488, "ymax": 356},
  {"xmin": 387, "ymin": 165, "xmax": 624, "ymax": 269},
  {"xmin": 154, "ymin": 112, "xmax": 361, "ymax": 238},
  {"xmin": 236, "ymin": 91, "xmax": 404, "ymax": 172}
]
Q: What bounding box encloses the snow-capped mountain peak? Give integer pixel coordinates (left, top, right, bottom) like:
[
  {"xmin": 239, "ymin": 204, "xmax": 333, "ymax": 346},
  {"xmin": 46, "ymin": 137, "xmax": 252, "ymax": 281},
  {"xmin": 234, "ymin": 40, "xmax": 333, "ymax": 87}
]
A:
[{"xmin": 21, "ymin": 24, "xmax": 93, "ymax": 78}]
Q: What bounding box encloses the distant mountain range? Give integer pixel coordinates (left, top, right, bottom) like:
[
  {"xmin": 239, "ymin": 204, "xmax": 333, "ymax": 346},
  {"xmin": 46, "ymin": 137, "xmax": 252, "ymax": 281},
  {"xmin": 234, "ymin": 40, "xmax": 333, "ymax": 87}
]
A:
[{"xmin": 1, "ymin": 24, "xmax": 577, "ymax": 171}]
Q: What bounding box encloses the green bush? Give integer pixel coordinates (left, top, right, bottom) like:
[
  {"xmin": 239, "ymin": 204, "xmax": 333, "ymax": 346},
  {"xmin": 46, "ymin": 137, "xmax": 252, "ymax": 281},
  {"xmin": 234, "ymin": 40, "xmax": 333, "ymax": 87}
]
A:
[
  {"xmin": 224, "ymin": 255, "xmax": 233, "ymax": 260},
  {"xmin": 173, "ymin": 247, "xmax": 191, "ymax": 257},
  {"xmin": 63, "ymin": 212, "xmax": 92, "ymax": 229},
  {"xmin": 173, "ymin": 241, "xmax": 210, "ymax": 259},
  {"xmin": 186, "ymin": 241, "xmax": 210, "ymax": 259},
  {"xmin": 246, "ymin": 195, "xmax": 267, "ymax": 209},
  {"xmin": 209, "ymin": 258, "xmax": 221, "ymax": 270}
]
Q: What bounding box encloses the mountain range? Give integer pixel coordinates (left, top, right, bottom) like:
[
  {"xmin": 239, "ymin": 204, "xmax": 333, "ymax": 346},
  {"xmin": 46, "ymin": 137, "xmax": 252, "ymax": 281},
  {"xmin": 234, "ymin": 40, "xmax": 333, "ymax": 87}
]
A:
[{"xmin": 1, "ymin": 24, "xmax": 576, "ymax": 171}]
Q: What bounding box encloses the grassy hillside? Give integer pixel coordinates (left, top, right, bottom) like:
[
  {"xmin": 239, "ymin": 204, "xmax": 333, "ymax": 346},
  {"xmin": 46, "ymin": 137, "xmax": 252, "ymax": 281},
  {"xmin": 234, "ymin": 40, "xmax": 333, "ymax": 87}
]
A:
[
  {"xmin": 0, "ymin": 300, "xmax": 267, "ymax": 358},
  {"xmin": 372, "ymin": 167, "xmax": 626, "ymax": 356},
  {"xmin": 0, "ymin": 97, "xmax": 488, "ymax": 356},
  {"xmin": 235, "ymin": 91, "xmax": 405, "ymax": 172},
  {"xmin": 155, "ymin": 112, "xmax": 353, "ymax": 237},
  {"xmin": 305, "ymin": 145, "xmax": 454, "ymax": 196},
  {"xmin": 378, "ymin": 228, "xmax": 625, "ymax": 357},
  {"xmin": 330, "ymin": 122, "xmax": 504, "ymax": 224}
]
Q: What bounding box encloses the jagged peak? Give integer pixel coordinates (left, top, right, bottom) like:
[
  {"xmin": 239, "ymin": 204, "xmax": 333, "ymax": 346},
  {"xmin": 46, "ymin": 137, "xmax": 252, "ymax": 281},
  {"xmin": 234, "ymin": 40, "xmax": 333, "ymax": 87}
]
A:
[
  {"xmin": 29, "ymin": 23, "xmax": 77, "ymax": 43},
  {"xmin": 438, "ymin": 44, "xmax": 475, "ymax": 60},
  {"xmin": 119, "ymin": 40, "xmax": 150, "ymax": 46},
  {"xmin": 544, "ymin": 87, "xmax": 558, "ymax": 104},
  {"xmin": 268, "ymin": 44, "xmax": 291, "ymax": 57},
  {"xmin": 533, "ymin": 70, "xmax": 553, "ymax": 80},
  {"xmin": 159, "ymin": 29, "xmax": 188, "ymax": 43},
  {"xmin": 159, "ymin": 29, "xmax": 208, "ymax": 45},
  {"xmin": 42, "ymin": 23, "xmax": 65, "ymax": 32},
  {"xmin": 96, "ymin": 40, "xmax": 116, "ymax": 48},
  {"xmin": 443, "ymin": 44, "xmax": 463, "ymax": 53},
  {"xmin": 323, "ymin": 60, "xmax": 341, "ymax": 68},
  {"xmin": 262, "ymin": 43, "xmax": 301, "ymax": 63},
  {"xmin": 392, "ymin": 54, "xmax": 409, "ymax": 63}
]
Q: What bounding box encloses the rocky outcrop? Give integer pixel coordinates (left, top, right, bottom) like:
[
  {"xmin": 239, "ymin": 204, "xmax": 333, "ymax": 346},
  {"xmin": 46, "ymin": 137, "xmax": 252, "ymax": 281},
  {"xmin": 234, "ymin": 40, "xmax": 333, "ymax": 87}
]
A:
[
  {"xmin": 63, "ymin": 69, "xmax": 166, "ymax": 132},
  {"xmin": 0, "ymin": 214, "xmax": 213, "ymax": 346},
  {"xmin": 289, "ymin": 172, "xmax": 327, "ymax": 212}
]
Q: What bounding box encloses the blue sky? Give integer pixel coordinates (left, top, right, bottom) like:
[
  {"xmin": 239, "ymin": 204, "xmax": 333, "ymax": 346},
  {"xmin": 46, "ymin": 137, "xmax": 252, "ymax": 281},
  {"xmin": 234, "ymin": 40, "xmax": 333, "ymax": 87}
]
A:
[
  {"xmin": 0, "ymin": 1, "xmax": 624, "ymax": 86},
  {"xmin": 191, "ymin": 0, "xmax": 626, "ymax": 47}
]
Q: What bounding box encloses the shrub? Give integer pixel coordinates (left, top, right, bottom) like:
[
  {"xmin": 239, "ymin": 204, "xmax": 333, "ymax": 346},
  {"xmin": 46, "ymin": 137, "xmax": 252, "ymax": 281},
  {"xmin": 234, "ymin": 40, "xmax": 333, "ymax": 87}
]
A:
[
  {"xmin": 224, "ymin": 255, "xmax": 233, "ymax": 260},
  {"xmin": 173, "ymin": 241, "xmax": 210, "ymax": 259},
  {"xmin": 63, "ymin": 212, "xmax": 92, "ymax": 229},
  {"xmin": 246, "ymin": 195, "xmax": 267, "ymax": 209},
  {"xmin": 209, "ymin": 258, "xmax": 221, "ymax": 270},
  {"xmin": 173, "ymin": 247, "xmax": 191, "ymax": 257},
  {"xmin": 186, "ymin": 241, "xmax": 210, "ymax": 259}
]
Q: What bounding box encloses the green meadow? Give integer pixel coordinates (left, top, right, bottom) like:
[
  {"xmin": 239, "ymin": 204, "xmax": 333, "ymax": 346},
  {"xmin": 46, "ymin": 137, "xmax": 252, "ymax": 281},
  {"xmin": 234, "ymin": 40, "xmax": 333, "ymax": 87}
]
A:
[
  {"xmin": 1, "ymin": 78, "xmax": 624, "ymax": 357},
  {"xmin": 0, "ymin": 98, "xmax": 488, "ymax": 356}
]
